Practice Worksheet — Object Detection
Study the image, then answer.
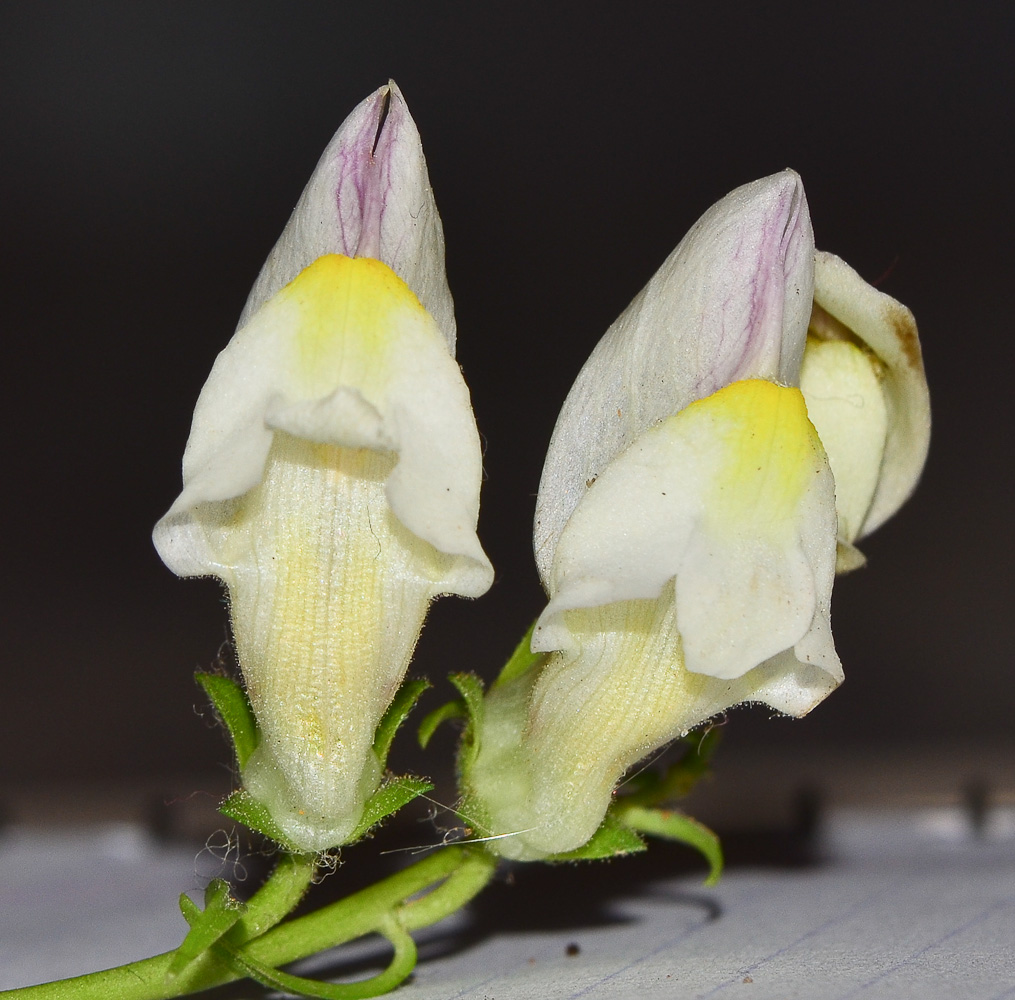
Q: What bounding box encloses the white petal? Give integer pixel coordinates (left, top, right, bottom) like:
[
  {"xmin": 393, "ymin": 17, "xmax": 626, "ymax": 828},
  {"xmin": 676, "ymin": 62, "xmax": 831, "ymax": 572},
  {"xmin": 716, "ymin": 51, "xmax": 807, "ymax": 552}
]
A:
[
  {"xmin": 154, "ymin": 255, "xmax": 492, "ymax": 597},
  {"xmin": 154, "ymin": 255, "xmax": 492, "ymax": 851},
  {"xmin": 534, "ymin": 170, "xmax": 814, "ymax": 585},
  {"xmin": 227, "ymin": 438, "xmax": 453, "ymax": 851},
  {"xmin": 533, "ymin": 380, "xmax": 840, "ymax": 683},
  {"xmin": 470, "ymin": 578, "xmax": 839, "ymax": 861},
  {"xmin": 744, "ymin": 646, "xmax": 842, "ymax": 716},
  {"xmin": 238, "ymin": 82, "xmax": 457, "ymax": 353},
  {"xmin": 266, "ymin": 387, "xmax": 395, "ymax": 452},
  {"xmin": 811, "ymin": 251, "xmax": 930, "ymax": 539},
  {"xmin": 799, "ymin": 337, "xmax": 889, "ymax": 552}
]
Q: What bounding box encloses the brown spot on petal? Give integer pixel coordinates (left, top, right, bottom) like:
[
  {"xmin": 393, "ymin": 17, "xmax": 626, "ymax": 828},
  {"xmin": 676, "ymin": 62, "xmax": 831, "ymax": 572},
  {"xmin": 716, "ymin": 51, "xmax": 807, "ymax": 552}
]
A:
[
  {"xmin": 808, "ymin": 302, "xmax": 854, "ymax": 342},
  {"xmin": 885, "ymin": 301, "xmax": 923, "ymax": 371}
]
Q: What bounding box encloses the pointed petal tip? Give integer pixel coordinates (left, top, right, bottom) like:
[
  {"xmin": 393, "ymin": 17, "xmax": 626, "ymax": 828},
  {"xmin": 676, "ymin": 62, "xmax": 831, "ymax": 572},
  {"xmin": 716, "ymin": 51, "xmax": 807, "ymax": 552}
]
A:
[
  {"xmin": 761, "ymin": 168, "xmax": 809, "ymax": 236},
  {"xmin": 758, "ymin": 167, "xmax": 804, "ymax": 204},
  {"xmin": 364, "ymin": 79, "xmax": 411, "ymax": 157},
  {"xmin": 773, "ymin": 166, "xmax": 804, "ymax": 193},
  {"xmin": 729, "ymin": 168, "xmax": 809, "ymax": 246},
  {"xmin": 237, "ymin": 81, "xmax": 456, "ymax": 350},
  {"xmin": 727, "ymin": 168, "xmax": 804, "ymax": 211}
]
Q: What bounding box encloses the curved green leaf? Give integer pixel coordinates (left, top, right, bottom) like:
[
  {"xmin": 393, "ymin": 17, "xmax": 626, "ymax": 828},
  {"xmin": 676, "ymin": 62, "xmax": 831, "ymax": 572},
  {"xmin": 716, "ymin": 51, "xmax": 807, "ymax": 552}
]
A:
[
  {"xmin": 171, "ymin": 879, "xmax": 245, "ymax": 977},
  {"xmin": 373, "ymin": 678, "xmax": 430, "ymax": 770},
  {"xmin": 417, "ymin": 699, "xmax": 466, "ymax": 748},
  {"xmin": 617, "ymin": 805, "xmax": 723, "ymax": 885},
  {"xmin": 224, "ymin": 914, "xmax": 417, "ymax": 998}
]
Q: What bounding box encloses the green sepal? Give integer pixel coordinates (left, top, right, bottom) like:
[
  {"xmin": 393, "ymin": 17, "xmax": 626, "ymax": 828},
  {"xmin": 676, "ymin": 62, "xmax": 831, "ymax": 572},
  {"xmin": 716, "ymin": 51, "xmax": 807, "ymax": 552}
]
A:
[
  {"xmin": 196, "ymin": 673, "xmax": 258, "ymax": 769},
  {"xmin": 492, "ymin": 621, "xmax": 543, "ymax": 689},
  {"xmin": 417, "ymin": 699, "xmax": 466, "ymax": 748},
  {"xmin": 210, "ymin": 676, "xmax": 431, "ymax": 852},
  {"xmin": 544, "ymin": 811, "xmax": 647, "ymax": 862},
  {"xmin": 170, "ymin": 879, "xmax": 245, "ymax": 977},
  {"xmin": 372, "ymin": 677, "xmax": 430, "ymax": 770},
  {"xmin": 349, "ymin": 776, "xmax": 434, "ymax": 842},
  {"xmin": 219, "ymin": 790, "xmax": 300, "ymax": 852},
  {"xmin": 220, "ymin": 779, "xmax": 433, "ymax": 853},
  {"xmin": 617, "ymin": 804, "xmax": 723, "ymax": 885},
  {"xmin": 448, "ymin": 673, "xmax": 486, "ymax": 774}
]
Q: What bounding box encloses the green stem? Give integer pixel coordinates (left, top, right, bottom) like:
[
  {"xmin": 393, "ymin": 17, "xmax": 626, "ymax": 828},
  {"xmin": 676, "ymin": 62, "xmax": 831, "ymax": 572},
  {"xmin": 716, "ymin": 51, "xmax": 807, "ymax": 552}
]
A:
[
  {"xmin": 229, "ymin": 851, "xmax": 316, "ymax": 942},
  {"xmin": 216, "ymin": 913, "xmax": 418, "ymax": 1000},
  {"xmin": 243, "ymin": 844, "xmax": 492, "ymax": 964},
  {"xmin": 398, "ymin": 846, "xmax": 496, "ymax": 931},
  {"xmin": 1, "ymin": 846, "xmax": 495, "ymax": 1000}
]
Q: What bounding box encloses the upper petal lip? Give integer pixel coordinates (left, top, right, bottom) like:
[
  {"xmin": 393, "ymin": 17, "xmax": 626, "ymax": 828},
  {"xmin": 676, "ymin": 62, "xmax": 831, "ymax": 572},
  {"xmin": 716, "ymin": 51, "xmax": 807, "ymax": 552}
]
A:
[
  {"xmin": 236, "ymin": 81, "xmax": 458, "ymax": 352},
  {"xmin": 533, "ymin": 169, "xmax": 815, "ymax": 587}
]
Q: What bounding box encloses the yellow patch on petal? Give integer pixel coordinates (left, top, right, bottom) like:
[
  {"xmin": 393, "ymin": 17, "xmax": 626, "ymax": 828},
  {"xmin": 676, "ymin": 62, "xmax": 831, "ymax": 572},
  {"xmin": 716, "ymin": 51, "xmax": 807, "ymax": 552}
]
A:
[
  {"xmin": 641, "ymin": 379, "xmax": 832, "ymax": 680},
  {"xmin": 677, "ymin": 379, "xmax": 822, "ymax": 540},
  {"xmin": 277, "ymin": 254, "xmax": 431, "ymax": 393}
]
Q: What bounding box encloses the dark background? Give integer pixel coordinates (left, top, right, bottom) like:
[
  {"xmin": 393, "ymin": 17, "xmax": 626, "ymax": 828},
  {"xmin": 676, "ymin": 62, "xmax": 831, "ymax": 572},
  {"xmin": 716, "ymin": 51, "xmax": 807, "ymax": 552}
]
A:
[{"xmin": 2, "ymin": 2, "xmax": 1011, "ymax": 795}]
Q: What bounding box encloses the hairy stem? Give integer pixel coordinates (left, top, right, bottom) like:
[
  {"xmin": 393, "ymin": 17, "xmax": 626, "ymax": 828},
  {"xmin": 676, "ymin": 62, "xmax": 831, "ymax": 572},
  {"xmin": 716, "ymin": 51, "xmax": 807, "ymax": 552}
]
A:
[{"xmin": 1, "ymin": 845, "xmax": 496, "ymax": 1000}]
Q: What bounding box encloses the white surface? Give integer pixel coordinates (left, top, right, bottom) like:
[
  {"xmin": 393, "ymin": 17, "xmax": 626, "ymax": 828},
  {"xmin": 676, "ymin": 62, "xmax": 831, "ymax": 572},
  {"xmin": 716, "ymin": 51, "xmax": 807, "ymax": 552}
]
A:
[
  {"xmin": 2, "ymin": 810, "xmax": 1014, "ymax": 998},
  {"xmin": 0, "ymin": 824, "xmax": 240, "ymax": 988}
]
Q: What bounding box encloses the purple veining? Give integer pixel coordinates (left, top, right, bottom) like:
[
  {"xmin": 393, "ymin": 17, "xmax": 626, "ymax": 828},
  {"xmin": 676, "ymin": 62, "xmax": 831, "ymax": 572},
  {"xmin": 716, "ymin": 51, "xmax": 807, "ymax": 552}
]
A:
[
  {"xmin": 728, "ymin": 174, "xmax": 809, "ymax": 384},
  {"xmin": 686, "ymin": 171, "xmax": 812, "ymax": 404},
  {"xmin": 533, "ymin": 171, "xmax": 815, "ymax": 586},
  {"xmin": 235, "ymin": 81, "xmax": 456, "ymax": 351},
  {"xmin": 333, "ymin": 85, "xmax": 404, "ymax": 261}
]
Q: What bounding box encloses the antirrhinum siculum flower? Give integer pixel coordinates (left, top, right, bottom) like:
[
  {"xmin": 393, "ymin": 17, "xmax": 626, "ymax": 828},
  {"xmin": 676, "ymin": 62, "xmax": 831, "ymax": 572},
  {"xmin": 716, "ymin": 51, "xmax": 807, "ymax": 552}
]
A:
[
  {"xmin": 154, "ymin": 83, "xmax": 493, "ymax": 852},
  {"xmin": 463, "ymin": 171, "xmax": 928, "ymax": 861}
]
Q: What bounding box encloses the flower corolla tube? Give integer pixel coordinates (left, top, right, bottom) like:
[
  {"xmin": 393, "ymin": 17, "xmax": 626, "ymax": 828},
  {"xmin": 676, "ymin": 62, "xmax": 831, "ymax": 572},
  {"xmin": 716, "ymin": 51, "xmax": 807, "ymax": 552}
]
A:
[
  {"xmin": 464, "ymin": 170, "xmax": 929, "ymax": 861},
  {"xmin": 154, "ymin": 83, "xmax": 493, "ymax": 853}
]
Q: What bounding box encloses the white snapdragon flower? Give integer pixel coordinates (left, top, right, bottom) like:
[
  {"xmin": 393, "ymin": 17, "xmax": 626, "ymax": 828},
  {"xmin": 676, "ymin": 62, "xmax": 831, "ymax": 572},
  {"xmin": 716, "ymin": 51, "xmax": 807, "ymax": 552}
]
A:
[
  {"xmin": 154, "ymin": 83, "xmax": 493, "ymax": 852},
  {"xmin": 465, "ymin": 171, "xmax": 928, "ymax": 860}
]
